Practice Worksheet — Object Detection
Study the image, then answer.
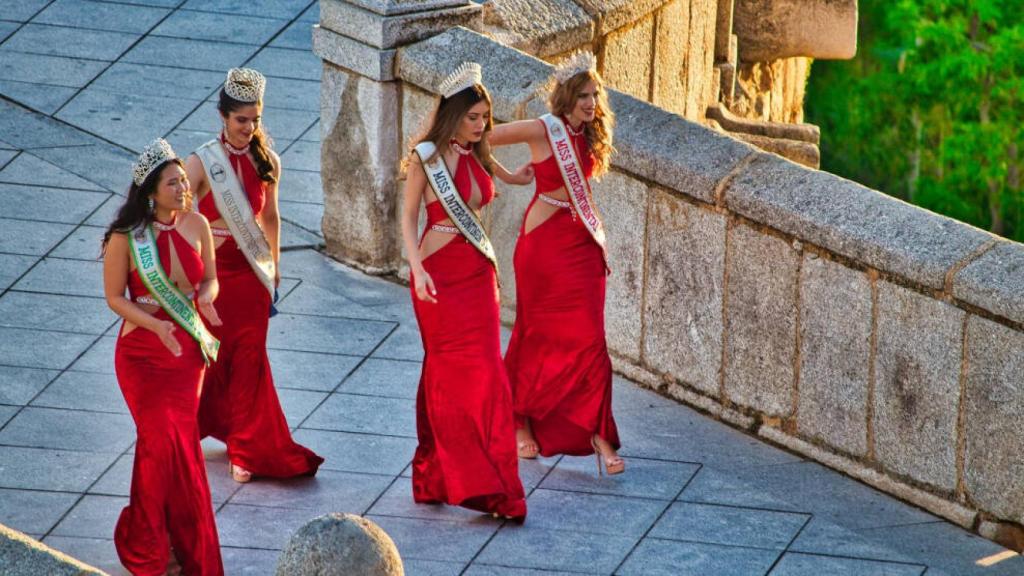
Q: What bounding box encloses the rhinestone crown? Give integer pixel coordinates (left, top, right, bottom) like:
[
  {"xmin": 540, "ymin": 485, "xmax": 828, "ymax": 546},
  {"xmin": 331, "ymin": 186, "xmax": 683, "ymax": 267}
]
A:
[
  {"xmin": 553, "ymin": 51, "xmax": 597, "ymax": 84},
  {"xmin": 224, "ymin": 67, "xmax": 266, "ymax": 103},
  {"xmin": 438, "ymin": 62, "xmax": 482, "ymax": 99},
  {"xmin": 132, "ymin": 138, "xmax": 177, "ymax": 186}
]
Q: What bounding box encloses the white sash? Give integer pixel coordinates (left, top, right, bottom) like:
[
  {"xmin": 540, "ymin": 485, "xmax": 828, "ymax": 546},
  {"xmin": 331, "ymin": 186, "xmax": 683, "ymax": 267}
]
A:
[
  {"xmin": 128, "ymin": 225, "xmax": 220, "ymax": 364},
  {"xmin": 414, "ymin": 142, "xmax": 499, "ymax": 275},
  {"xmin": 540, "ymin": 114, "xmax": 607, "ymax": 252},
  {"xmin": 196, "ymin": 140, "xmax": 275, "ymax": 296}
]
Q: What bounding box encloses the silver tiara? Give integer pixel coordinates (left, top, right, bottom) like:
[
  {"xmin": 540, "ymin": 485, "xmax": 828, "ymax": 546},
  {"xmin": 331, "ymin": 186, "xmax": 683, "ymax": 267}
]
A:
[
  {"xmin": 438, "ymin": 62, "xmax": 481, "ymax": 99},
  {"xmin": 224, "ymin": 67, "xmax": 266, "ymax": 103},
  {"xmin": 132, "ymin": 138, "xmax": 177, "ymax": 186},
  {"xmin": 553, "ymin": 51, "xmax": 597, "ymax": 84}
]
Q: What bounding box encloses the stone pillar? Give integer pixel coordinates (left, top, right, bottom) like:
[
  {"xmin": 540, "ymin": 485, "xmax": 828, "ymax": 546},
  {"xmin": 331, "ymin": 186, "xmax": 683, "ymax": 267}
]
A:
[{"xmin": 314, "ymin": 0, "xmax": 482, "ymax": 273}]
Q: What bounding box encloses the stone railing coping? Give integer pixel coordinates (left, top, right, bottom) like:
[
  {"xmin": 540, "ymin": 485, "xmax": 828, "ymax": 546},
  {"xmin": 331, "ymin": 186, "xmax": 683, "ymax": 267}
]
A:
[
  {"xmin": 397, "ymin": 27, "xmax": 754, "ymax": 202},
  {"xmin": 320, "ymin": 0, "xmax": 481, "ymax": 49},
  {"xmin": 724, "ymin": 153, "xmax": 996, "ymax": 290},
  {"xmin": 345, "ymin": 0, "xmax": 470, "ymax": 16},
  {"xmin": 574, "ymin": 0, "xmax": 668, "ymax": 35},
  {"xmin": 954, "ymin": 242, "xmax": 1024, "ymax": 325},
  {"xmin": 482, "ymin": 0, "xmax": 594, "ymax": 57},
  {"xmin": 396, "ymin": 26, "xmax": 1021, "ymax": 323}
]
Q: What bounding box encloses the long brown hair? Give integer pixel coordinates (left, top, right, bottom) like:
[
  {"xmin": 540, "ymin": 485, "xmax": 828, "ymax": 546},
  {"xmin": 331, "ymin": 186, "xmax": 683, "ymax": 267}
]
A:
[
  {"xmin": 549, "ymin": 70, "xmax": 615, "ymax": 178},
  {"xmin": 101, "ymin": 158, "xmax": 189, "ymax": 253},
  {"xmin": 218, "ymin": 90, "xmax": 277, "ymax": 183},
  {"xmin": 407, "ymin": 84, "xmax": 495, "ymax": 175}
]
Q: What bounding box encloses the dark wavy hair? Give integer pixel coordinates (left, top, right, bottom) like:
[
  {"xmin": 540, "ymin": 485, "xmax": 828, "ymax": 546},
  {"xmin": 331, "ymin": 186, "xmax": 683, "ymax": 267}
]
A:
[
  {"xmin": 219, "ymin": 89, "xmax": 276, "ymax": 183},
  {"xmin": 101, "ymin": 158, "xmax": 186, "ymax": 254}
]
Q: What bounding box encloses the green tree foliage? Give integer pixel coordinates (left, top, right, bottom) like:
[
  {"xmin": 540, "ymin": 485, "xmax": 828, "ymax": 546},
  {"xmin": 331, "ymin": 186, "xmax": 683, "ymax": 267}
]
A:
[{"xmin": 806, "ymin": 0, "xmax": 1022, "ymax": 240}]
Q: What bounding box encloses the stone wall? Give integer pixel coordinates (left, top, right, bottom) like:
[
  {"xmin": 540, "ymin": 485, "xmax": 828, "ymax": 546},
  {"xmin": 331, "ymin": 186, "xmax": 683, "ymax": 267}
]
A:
[
  {"xmin": 382, "ymin": 27, "xmax": 1024, "ymax": 541},
  {"xmin": 481, "ymin": 0, "xmax": 858, "ymax": 167}
]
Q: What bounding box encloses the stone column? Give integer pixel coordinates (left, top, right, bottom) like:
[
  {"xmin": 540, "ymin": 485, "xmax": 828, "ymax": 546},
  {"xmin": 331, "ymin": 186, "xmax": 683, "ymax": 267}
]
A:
[{"xmin": 313, "ymin": 0, "xmax": 482, "ymax": 273}]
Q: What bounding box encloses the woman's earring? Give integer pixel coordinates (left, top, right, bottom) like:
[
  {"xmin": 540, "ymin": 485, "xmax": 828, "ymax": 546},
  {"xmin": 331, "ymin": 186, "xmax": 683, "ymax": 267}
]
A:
[{"xmin": 148, "ymin": 197, "xmax": 154, "ymax": 212}]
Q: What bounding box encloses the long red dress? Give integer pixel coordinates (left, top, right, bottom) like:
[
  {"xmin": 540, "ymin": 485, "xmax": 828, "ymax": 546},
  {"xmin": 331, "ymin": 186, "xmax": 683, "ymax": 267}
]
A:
[
  {"xmin": 115, "ymin": 224, "xmax": 223, "ymax": 576},
  {"xmin": 503, "ymin": 122, "xmax": 620, "ymax": 457},
  {"xmin": 410, "ymin": 149, "xmax": 527, "ymax": 519},
  {"xmin": 197, "ymin": 145, "xmax": 323, "ymax": 477}
]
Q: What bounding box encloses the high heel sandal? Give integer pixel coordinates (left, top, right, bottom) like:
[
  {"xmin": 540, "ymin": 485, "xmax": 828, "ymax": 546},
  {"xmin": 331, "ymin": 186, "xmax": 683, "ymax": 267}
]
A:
[
  {"xmin": 230, "ymin": 462, "xmax": 253, "ymax": 483},
  {"xmin": 591, "ymin": 436, "xmax": 624, "ymax": 476}
]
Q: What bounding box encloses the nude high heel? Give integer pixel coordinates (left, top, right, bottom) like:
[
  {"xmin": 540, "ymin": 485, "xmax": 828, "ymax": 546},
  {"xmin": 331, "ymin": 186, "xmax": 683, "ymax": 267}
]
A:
[{"xmin": 591, "ymin": 436, "xmax": 624, "ymax": 476}]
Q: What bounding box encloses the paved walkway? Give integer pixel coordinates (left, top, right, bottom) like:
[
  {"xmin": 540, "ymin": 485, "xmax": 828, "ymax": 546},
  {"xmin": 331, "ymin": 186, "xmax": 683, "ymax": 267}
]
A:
[{"xmin": 0, "ymin": 1, "xmax": 1022, "ymax": 575}]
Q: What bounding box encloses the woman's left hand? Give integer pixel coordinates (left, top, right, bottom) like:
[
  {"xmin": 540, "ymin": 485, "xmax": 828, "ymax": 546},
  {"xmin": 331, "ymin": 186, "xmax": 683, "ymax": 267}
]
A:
[{"xmin": 198, "ymin": 293, "xmax": 223, "ymax": 326}]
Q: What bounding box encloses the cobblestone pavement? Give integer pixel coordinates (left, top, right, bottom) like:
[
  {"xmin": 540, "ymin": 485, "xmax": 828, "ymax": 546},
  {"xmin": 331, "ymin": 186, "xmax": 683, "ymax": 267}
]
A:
[{"xmin": 0, "ymin": 1, "xmax": 1022, "ymax": 574}]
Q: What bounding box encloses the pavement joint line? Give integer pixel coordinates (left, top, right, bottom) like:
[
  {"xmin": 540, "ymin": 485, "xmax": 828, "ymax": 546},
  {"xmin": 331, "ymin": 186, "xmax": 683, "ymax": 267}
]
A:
[
  {"xmin": 0, "ymin": 149, "xmax": 21, "ymax": 171},
  {"xmin": 762, "ymin": 509, "xmax": 814, "ymax": 573},
  {"xmin": 609, "ymin": 462, "xmax": 704, "ymax": 574},
  {"xmin": 0, "ymin": 215, "xmax": 92, "ymax": 227},
  {"xmin": 50, "ymin": 7, "xmax": 190, "ymax": 121},
  {"xmin": 0, "ymin": 1, "xmax": 55, "ymax": 49},
  {"xmin": 0, "ymin": 94, "xmax": 137, "ymax": 157},
  {"xmin": 0, "ymin": 177, "xmax": 113, "ymax": 194},
  {"xmin": 294, "ymin": 425, "xmax": 416, "ymax": 440},
  {"xmin": 162, "ymin": 0, "xmax": 316, "ymax": 140},
  {"xmin": 266, "ymin": 309, "xmax": 396, "ymax": 324},
  {"xmin": 669, "ymin": 499, "xmax": 813, "ymax": 517},
  {"xmin": 854, "ymin": 519, "xmax": 945, "ymax": 532},
  {"xmin": 774, "ymin": 549, "xmax": 930, "ymax": 569},
  {"xmin": 457, "ymin": 454, "xmax": 566, "ymax": 575},
  {"xmin": 0, "ymin": 441, "xmax": 121, "ymax": 455}
]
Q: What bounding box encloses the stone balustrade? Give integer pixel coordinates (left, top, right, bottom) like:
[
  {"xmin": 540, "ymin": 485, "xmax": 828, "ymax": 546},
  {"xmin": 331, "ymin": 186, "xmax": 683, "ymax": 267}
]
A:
[{"xmin": 315, "ymin": 7, "xmax": 1024, "ymax": 546}]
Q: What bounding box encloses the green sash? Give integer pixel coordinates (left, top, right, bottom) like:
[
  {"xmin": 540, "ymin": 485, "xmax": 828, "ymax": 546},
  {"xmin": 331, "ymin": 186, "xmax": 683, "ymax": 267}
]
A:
[{"xmin": 128, "ymin": 225, "xmax": 220, "ymax": 364}]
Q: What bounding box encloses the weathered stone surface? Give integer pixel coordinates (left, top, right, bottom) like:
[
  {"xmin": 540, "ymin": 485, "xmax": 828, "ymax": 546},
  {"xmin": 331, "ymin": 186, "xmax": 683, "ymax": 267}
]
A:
[
  {"xmin": 0, "ymin": 524, "xmax": 106, "ymax": 575},
  {"xmin": 488, "ymin": 144, "xmax": 533, "ymax": 312},
  {"xmin": 482, "ymin": 0, "xmax": 594, "ymax": 57},
  {"xmin": 313, "ymin": 26, "xmax": 396, "ymax": 82},
  {"xmin": 725, "ymin": 154, "xmax": 994, "ymax": 289},
  {"xmin": 733, "ymin": 0, "xmax": 858, "ymax": 62},
  {"xmin": 685, "ymin": 0, "xmax": 717, "ymax": 120},
  {"xmin": 610, "ymin": 90, "xmax": 753, "ymax": 203},
  {"xmin": 954, "ymin": 242, "xmax": 1024, "ymax": 325},
  {"xmin": 346, "ymin": 0, "xmax": 469, "ymax": 16},
  {"xmin": 963, "ymin": 316, "xmax": 1024, "ymax": 522},
  {"xmin": 724, "ymin": 223, "xmax": 799, "ymax": 416},
  {"xmin": 651, "ymin": 0, "xmax": 689, "ymax": 116},
  {"xmin": 797, "ymin": 255, "xmax": 871, "ymax": 457},
  {"xmin": 642, "ymin": 189, "xmax": 725, "ymax": 395},
  {"xmin": 320, "ymin": 0, "xmax": 481, "ymax": 49},
  {"xmin": 595, "ymin": 171, "xmax": 648, "ymax": 360},
  {"xmin": 397, "ymin": 27, "xmax": 551, "ymax": 121},
  {"xmin": 601, "ymin": 14, "xmax": 654, "ymax": 101},
  {"xmin": 321, "ymin": 65, "xmax": 401, "ymax": 272},
  {"xmin": 874, "ymin": 281, "xmax": 963, "ymax": 492},
  {"xmin": 575, "ymin": 0, "xmax": 667, "ymax": 35},
  {"xmin": 400, "ymin": 84, "xmax": 437, "ymax": 152},
  {"xmin": 275, "ymin": 513, "xmax": 403, "ymax": 576}
]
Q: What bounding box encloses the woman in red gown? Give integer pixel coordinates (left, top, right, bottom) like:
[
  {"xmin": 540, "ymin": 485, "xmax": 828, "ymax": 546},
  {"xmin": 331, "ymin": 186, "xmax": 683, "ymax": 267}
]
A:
[
  {"xmin": 399, "ymin": 63, "xmax": 532, "ymax": 520},
  {"xmin": 102, "ymin": 139, "xmax": 224, "ymax": 574},
  {"xmin": 185, "ymin": 68, "xmax": 322, "ymax": 483},
  {"xmin": 489, "ymin": 52, "xmax": 624, "ymax": 474}
]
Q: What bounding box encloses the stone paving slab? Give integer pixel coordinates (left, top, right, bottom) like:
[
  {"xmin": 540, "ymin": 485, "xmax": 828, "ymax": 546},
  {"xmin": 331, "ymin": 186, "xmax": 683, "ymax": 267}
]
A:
[{"xmin": 2, "ymin": 3, "xmax": 1023, "ymax": 575}]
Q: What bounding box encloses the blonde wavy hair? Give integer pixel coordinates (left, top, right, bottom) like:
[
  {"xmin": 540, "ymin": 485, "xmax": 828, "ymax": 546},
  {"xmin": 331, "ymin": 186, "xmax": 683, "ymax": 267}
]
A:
[{"xmin": 548, "ymin": 70, "xmax": 614, "ymax": 178}]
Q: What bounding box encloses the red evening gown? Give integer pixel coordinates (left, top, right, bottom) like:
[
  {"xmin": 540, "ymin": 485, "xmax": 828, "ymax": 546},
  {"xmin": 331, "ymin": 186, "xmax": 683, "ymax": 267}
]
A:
[
  {"xmin": 114, "ymin": 224, "xmax": 223, "ymax": 575},
  {"xmin": 410, "ymin": 150, "xmax": 527, "ymax": 519},
  {"xmin": 197, "ymin": 143, "xmax": 323, "ymax": 477},
  {"xmin": 503, "ymin": 121, "xmax": 620, "ymax": 457}
]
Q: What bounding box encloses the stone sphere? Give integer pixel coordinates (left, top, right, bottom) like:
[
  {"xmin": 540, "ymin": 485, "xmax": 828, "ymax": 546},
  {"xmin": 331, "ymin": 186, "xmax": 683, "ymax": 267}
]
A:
[{"xmin": 275, "ymin": 513, "xmax": 403, "ymax": 576}]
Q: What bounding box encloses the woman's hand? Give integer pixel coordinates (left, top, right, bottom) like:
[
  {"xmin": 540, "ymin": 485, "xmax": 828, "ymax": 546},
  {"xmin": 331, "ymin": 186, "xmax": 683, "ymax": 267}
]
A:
[
  {"xmin": 153, "ymin": 320, "xmax": 182, "ymax": 357},
  {"xmin": 413, "ymin": 269, "xmax": 438, "ymax": 304},
  {"xmin": 197, "ymin": 292, "xmax": 223, "ymax": 326},
  {"xmin": 507, "ymin": 163, "xmax": 535, "ymax": 186}
]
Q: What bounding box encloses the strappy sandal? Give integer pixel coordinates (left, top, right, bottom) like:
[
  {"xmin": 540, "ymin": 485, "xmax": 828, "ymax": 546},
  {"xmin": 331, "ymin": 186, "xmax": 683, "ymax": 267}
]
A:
[{"xmin": 591, "ymin": 436, "xmax": 624, "ymax": 476}]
